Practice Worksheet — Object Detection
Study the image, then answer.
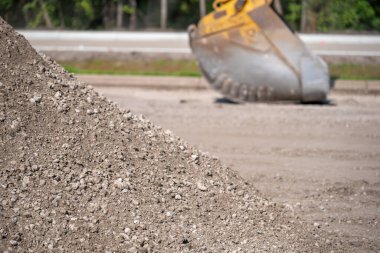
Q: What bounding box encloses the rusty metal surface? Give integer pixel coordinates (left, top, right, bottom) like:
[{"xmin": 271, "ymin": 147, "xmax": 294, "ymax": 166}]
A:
[{"xmin": 189, "ymin": 5, "xmax": 330, "ymax": 102}]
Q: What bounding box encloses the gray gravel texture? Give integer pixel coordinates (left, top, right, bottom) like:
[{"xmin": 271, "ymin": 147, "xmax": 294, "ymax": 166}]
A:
[{"xmin": 0, "ymin": 18, "xmax": 352, "ymax": 252}]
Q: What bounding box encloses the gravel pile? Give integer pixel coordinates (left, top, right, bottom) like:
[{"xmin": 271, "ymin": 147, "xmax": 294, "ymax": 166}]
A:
[{"xmin": 0, "ymin": 18, "xmax": 350, "ymax": 252}]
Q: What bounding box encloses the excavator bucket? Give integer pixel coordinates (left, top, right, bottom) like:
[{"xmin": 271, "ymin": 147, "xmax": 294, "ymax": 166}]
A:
[{"xmin": 188, "ymin": 0, "xmax": 330, "ymax": 102}]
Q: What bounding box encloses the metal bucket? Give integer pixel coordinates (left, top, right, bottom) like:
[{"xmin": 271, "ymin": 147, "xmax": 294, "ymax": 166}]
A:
[{"xmin": 189, "ymin": 5, "xmax": 330, "ymax": 102}]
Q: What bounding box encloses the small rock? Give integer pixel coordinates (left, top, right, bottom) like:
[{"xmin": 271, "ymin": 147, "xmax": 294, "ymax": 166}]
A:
[
  {"xmin": 114, "ymin": 178, "xmax": 125, "ymax": 189},
  {"xmin": 22, "ymin": 176, "xmax": 30, "ymax": 187},
  {"xmin": 124, "ymin": 227, "xmax": 131, "ymax": 234},
  {"xmin": 54, "ymin": 91, "xmax": 62, "ymax": 98},
  {"xmin": 30, "ymin": 94, "xmax": 42, "ymax": 103},
  {"xmin": 175, "ymin": 194, "xmax": 182, "ymax": 200},
  {"xmin": 10, "ymin": 120, "xmax": 20, "ymax": 131},
  {"xmin": 10, "ymin": 240, "xmax": 18, "ymax": 246},
  {"xmin": 237, "ymin": 190, "xmax": 244, "ymax": 196},
  {"xmin": 191, "ymin": 154, "xmax": 199, "ymax": 161},
  {"xmin": 119, "ymin": 233, "xmax": 129, "ymax": 241},
  {"xmin": 123, "ymin": 112, "xmax": 132, "ymax": 120},
  {"xmin": 197, "ymin": 182, "xmax": 207, "ymax": 191}
]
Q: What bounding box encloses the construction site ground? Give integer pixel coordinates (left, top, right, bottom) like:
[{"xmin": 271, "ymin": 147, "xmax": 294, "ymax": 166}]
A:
[{"xmin": 96, "ymin": 85, "xmax": 380, "ymax": 251}]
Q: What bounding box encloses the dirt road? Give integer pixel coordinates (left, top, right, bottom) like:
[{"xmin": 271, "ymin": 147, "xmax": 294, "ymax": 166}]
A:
[{"xmin": 96, "ymin": 87, "xmax": 380, "ymax": 252}]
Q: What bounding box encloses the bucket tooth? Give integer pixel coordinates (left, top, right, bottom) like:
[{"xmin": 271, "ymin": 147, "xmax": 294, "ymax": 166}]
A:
[
  {"xmin": 221, "ymin": 78, "xmax": 233, "ymax": 94},
  {"xmin": 227, "ymin": 81, "xmax": 238, "ymax": 98},
  {"xmin": 247, "ymin": 86, "xmax": 257, "ymax": 102},
  {"xmin": 212, "ymin": 73, "xmax": 227, "ymax": 89},
  {"xmin": 238, "ymin": 84, "xmax": 249, "ymax": 101}
]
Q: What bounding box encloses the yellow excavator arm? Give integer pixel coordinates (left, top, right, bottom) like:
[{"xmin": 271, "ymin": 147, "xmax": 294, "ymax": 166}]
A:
[
  {"xmin": 189, "ymin": 0, "xmax": 330, "ymax": 102},
  {"xmin": 199, "ymin": 0, "xmax": 271, "ymax": 37}
]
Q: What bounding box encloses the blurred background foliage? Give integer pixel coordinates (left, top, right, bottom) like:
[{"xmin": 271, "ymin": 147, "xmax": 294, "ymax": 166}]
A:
[{"xmin": 0, "ymin": 0, "xmax": 379, "ymax": 32}]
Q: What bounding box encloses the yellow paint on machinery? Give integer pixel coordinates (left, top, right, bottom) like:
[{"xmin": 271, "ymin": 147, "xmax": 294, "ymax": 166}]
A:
[{"xmin": 198, "ymin": 0, "xmax": 272, "ymax": 45}]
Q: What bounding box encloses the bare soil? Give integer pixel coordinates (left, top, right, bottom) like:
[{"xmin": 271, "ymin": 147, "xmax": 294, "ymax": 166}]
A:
[{"xmin": 97, "ymin": 87, "xmax": 380, "ymax": 252}]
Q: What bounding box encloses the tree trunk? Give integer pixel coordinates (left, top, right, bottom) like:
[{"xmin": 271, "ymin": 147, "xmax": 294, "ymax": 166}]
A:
[
  {"xmin": 116, "ymin": 0, "xmax": 124, "ymax": 29},
  {"xmin": 199, "ymin": 0, "xmax": 206, "ymax": 18},
  {"xmin": 57, "ymin": 1, "xmax": 65, "ymax": 28},
  {"xmin": 146, "ymin": 0, "xmax": 153, "ymax": 27},
  {"xmin": 160, "ymin": 0, "xmax": 167, "ymax": 30},
  {"xmin": 308, "ymin": 11, "xmax": 318, "ymax": 33},
  {"xmin": 103, "ymin": 0, "xmax": 110, "ymax": 29},
  {"xmin": 301, "ymin": 0, "xmax": 318, "ymax": 33},
  {"xmin": 273, "ymin": 0, "xmax": 283, "ymax": 16},
  {"xmin": 110, "ymin": 1, "xmax": 117, "ymax": 28},
  {"xmin": 38, "ymin": 0, "xmax": 53, "ymax": 28},
  {"xmin": 129, "ymin": 0, "xmax": 137, "ymax": 30},
  {"xmin": 301, "ymin": 0, "xmax": 308, "ymax": 32}
]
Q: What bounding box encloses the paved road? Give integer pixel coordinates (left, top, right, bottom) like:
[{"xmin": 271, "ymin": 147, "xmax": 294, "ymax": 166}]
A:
[{"xmin": 19, "ymin": 31, "xmax": 380, "ymax": 57}]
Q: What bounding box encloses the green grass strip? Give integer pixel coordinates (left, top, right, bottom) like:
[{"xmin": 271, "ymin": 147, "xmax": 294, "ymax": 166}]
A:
[
  {"xmin": 63, "ymin": 65, "xmax": 201, "ymax": 77},
  {"xmin": 61, "ymin": 60, "xmax": 380, "ymax": 80}
]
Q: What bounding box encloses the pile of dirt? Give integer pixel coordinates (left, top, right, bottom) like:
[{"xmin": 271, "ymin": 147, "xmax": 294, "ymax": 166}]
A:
[{"xmin": 0, "ymin": 18, "xmax": 350, "ymax": 252}]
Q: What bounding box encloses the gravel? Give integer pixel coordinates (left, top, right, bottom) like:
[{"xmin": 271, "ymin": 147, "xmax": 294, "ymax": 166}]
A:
[{"xmin": 0, "ymin": 18, "xmax": 352, "ymax": 252}]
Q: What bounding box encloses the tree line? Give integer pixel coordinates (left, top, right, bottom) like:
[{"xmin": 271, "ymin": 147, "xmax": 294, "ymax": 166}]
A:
[{"xmin": 0, "ymin": 0, "xmax": 379, "ymax": 32}]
